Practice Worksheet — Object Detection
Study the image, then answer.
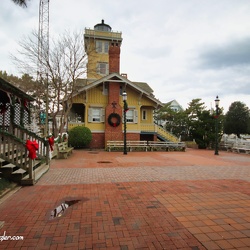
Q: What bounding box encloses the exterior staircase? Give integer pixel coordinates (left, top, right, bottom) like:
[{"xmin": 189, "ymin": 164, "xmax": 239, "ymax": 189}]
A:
[
  {"xmin": 155, "ymin": 125, "xmax": 179, "ymax": 142},
  {"xmin": 140, "ymin": 124, "xmax": 180, "ymax": 142},
  {"xmin": 0, "ymin": 124, "xmax": 50, "ymax": 185}
]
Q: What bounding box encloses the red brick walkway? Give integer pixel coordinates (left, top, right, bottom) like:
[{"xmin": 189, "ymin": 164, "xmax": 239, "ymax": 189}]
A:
[{"xmin": 0, "ymin": 149, "xmax": 250, "ymax": 249}]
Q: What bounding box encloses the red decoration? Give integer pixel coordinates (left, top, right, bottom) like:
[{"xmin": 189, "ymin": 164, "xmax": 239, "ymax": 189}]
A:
[
  {"xmin": 23, "ymin": 99, "xmax": 29, "ymax": 111},
  {"xmin": 48, "ymin": 136, "xmax": 54, "ymax": 151},
  {"xmin": 26, "ymin": 140, "xmax": 39, "ymax": 160},
  {"xmin": 0, "ymin": 104, "xmax": 8, "ymax": 114}
]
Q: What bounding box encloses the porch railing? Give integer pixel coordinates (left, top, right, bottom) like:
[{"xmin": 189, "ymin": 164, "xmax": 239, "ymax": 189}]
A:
[
  {"xmin": 140, "ymin": 123, "xmax": 179, "ymax": 142},
  {"xmin": 0, "ymin": 124, "xmax": 49, "ymax": 171}
]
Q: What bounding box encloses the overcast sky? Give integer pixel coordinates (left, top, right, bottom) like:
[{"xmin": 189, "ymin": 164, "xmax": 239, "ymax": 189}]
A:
[{"xmin": 1, "ymin": 0, "xmax": 250, "ymax": 111}]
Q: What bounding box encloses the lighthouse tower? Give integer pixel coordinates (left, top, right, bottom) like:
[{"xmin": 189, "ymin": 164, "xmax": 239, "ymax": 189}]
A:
[{"xmin": 84, "ymin": 20, "xmax": 123, "ymax": 81}]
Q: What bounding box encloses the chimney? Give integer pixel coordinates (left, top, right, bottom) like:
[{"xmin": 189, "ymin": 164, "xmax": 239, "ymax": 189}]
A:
[{"xmin": 109, "ymin": 42, "xmax": 120, "ymax": 74}]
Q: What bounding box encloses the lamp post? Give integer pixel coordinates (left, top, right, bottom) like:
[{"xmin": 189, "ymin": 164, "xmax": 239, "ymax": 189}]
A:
[
  {"xmin": 214, "ymin": 95, "xmax": 220, "ymax": 155},
  {"xmin": 122, "ymin": 91, "xmax": 127, "ymax": 155}
]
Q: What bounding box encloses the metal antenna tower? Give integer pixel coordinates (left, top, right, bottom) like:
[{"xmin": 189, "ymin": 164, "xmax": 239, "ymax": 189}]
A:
[
  {"xmin": 38, "ymin": 0, "xmax": 50, "ymax": 136},
  {"xmin": 38, "ymin": 0, "xmax": 49, "ymax": 77}
]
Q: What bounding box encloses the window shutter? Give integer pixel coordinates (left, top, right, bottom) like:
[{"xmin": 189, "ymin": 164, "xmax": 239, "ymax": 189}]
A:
[
  {"xmin": 88, "ymin": 108, "xmax": 93, "ymax": 122},
  {"xmin": 106, "ymin": 63, "xmax": 109, "ymax": 74},
  {"xmin": 100, "ymin": 108, "xmax": 105, "ymax": 122},
  {"xmin": 134, "ymin": 110, "xmax": 138, "ymax": 123},
  {"xmin": 96, "ymin": 63, "xmax": 100, "ymax": 74}
]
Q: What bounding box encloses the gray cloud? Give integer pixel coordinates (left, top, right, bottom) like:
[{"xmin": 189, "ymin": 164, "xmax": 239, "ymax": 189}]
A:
[{"xmin": 198, "ymin": 37, "xmax": 250, "ymax": 69}]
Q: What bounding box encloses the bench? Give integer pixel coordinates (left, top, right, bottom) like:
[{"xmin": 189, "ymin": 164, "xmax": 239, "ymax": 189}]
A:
[
  {"xmin": 107, "ymin": 140, "xmax": 148, "ymax": 152},
  {"xmin": 219, "ymin": 142, "xmax": 234, "ymax": 151},
  {"xmin": 127, "ymin": 141, "xmax": 148, "ymax": 151},
  {"xmin": 232, "ymin": 142, "xmax": 250, "ymax": 154},
  {"xmin": 148, "ymin": 141, "xmax": 186, "ymax": 151},
  {"xmin": 56, "ymin": 142, "xmax": 73, "ymax": 159}
]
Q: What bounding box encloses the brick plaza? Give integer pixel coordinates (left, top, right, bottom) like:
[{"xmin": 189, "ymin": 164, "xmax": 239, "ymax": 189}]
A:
[{"xmin": 0, "ymin": 149, "xmax": 250, "ymax": 249}]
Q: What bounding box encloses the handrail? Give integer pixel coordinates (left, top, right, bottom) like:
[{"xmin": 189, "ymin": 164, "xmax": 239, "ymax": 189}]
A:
[
  {"xmin": 0, "ymin": 131, "xmax": 29, "ymax": 170},
  {"xmin": 155, "ymin": 125, "xmax": 179, "ymax": 142},
  {"xmin": 140, "ymin": 123, "xmax": 179, "ymax": 142},
  {"xmin": 13, "ymin": 124, "xmax": 49, "ymax": 164},
  {"xmin": 0, "ymin": 125, "xmax": 49, "ymax": 171}
]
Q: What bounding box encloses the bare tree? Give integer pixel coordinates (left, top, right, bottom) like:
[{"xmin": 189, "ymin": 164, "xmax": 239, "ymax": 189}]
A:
[
  {"xmin": 12, "ymin": 30, "xmax": 88, "ymax": 136},
  {"xmin": 12, "ymin": 0, "xmax": 29, "ymax": 7}
]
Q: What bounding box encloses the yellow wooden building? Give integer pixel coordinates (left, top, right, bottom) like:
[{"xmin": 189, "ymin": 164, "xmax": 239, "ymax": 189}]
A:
[{"xmin": 68, "ymin": 20, "xmax": 177, "ymax": 148}]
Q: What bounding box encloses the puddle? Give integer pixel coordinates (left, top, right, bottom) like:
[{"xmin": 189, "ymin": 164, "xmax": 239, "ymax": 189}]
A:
[{"xmin": 49, "ymin": 199, "xmax": 81, "ymax": 220}]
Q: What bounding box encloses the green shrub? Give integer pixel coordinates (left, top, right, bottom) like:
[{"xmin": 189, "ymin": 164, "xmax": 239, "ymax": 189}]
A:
[{"xmin": 68, "ymin": 126, "xmax": 92, "ymax": 148}]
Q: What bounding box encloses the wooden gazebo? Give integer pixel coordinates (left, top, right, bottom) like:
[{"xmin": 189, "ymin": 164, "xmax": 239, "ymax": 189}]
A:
[{"xmin": 0, "ymin": 77, "xmax": 49, "ymax": 185}]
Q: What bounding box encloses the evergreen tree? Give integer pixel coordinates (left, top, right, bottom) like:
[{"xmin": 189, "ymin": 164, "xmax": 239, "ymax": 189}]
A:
[{"xmin": 224, "ymin": 101, "xmax": 250, "ymax": 137}]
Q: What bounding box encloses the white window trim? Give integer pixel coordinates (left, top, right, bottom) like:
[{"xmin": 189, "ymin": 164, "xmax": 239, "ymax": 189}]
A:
[
  {"xmin": 142, "ymin": 109, "xmax": 147, "ymax": 120},
  {"xmin": 88, "ymin": 107, "xmax": 105, "ymax": 123},
  {"xmin": 95, "ymin": 40, "xmax": 109, "ymax": 54},
  {"xmin": 97, "ymin": 62, "xmax": 109, "ymax": 75},
  {"xmin": 123, "ymin": 108, "xmax": 138, "ymax": 124}
]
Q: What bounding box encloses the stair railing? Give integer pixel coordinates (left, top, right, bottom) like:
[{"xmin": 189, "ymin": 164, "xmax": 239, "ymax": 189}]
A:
[
  {"xmin": 0, "ymin": 124, "xmax": 49, "ymax": 172},
  {"xmin": 155, "ymin": 124, "xmax": 179, "ymax": 142}
]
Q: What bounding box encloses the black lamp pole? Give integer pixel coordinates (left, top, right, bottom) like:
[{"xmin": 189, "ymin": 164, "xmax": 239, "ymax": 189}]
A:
[
  {"xmin": 122, "ymin": 91, "xmax": 127, "ymax": 155},
  {"xmin": 214, "ymin": 95, "xmax": 220, "ymax": 155}
]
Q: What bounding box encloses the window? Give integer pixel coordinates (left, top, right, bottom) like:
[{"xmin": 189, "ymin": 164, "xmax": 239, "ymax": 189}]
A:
[
  {"xmin": 88, "ymin": 107, "xmax": 105, "ymax": 123},
  {"xmin": 95, "ymin": 41, "xmax": 109, "ymax": 53},
  {"xmin": 119, "ymin": 86, "xmax": 123, "ymax": 95},
  {"xmin": 95, "ymin": 41, "xmax": 102, "ymax": 53},
  {"xmin": 142, "ymin": 110, "xmax": 147, "ymax": 120},
  {"xmin": 104, "ymin": 42, "xmax": 109, "ymax": 53},
  {"xmin": 97, "ymin": 62, "xmax": 109, "ymax": 75},
  {"xmin": 103, "ymin": 83, "xmax": 108, "ymax": 95},
  {"xmin": 124, "ymin": 109, "xmax": 138, "ymax": 123}
]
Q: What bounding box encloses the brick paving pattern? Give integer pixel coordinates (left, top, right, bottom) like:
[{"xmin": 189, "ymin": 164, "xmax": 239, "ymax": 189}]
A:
[{"xmin": 0, "ymin": 149, "xmax": 249, "ymax": 249}]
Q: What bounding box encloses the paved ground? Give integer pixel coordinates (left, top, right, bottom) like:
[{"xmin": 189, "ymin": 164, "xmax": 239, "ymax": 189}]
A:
[{"xmin": 0, "ymin": 148, "xmax": 250, "ymax": 249}]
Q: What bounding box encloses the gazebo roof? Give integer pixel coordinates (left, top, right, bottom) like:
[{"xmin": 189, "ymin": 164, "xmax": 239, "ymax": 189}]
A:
[{"xmin": 0, "ymin": 77, "xmax": 35, "ymax": 101}]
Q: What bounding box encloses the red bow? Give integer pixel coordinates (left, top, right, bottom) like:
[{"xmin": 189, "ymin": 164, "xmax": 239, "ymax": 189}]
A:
[
  {"xmin": 48, "ymin": 137, "xmax": 54, "ymax": 151},
  {"xmin": 26, "ymin": 140, "xmax": 39, "ymax": 160}
]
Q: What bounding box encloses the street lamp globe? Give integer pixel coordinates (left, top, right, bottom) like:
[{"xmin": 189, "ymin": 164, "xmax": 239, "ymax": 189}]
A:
[
  {"xmin": 122, "ymin": 91, "xmax": 127, "ymax": 101},
  {"xmin": 215, "ymin": 96, "xmax": 220, "ymax": 107}
]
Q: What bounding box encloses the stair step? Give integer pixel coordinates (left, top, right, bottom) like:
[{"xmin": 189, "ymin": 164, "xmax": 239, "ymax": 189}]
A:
[
  {"xmin": 0, "ymin": 159, "xmax": 5, "ymax": 168},
  {"xmin": 11, "ymin": 168, "xmax": 27, "ymax": 183},
  {"xmin": 1, "ymin": 163, "xmax": 16, "ymax": 169},
  {"xmin": 21, "ymin": 163, "xmax": 49, "ymax": 186},
  {"xmin": 12, "ymin": 168, "xmax": 27, "ymax": 175},
  {"xmin": 0, "ymin": 163, "xmax": 18, "ymax": 177}
]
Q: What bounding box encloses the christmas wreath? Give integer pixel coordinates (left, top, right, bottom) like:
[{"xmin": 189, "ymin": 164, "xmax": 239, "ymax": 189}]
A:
[{"xmin": 108, "ymin": 113, "xmax": 121, "ymax": 127}]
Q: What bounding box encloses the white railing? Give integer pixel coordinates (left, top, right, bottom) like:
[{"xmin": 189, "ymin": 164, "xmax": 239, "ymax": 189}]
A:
[
  {"xmin": 156, "ymin": 125, "xmax": 179, "ymax": 142},
  {"xmin": 140, "ymin": 124, "xmax": 179, "ymax": 142}
]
